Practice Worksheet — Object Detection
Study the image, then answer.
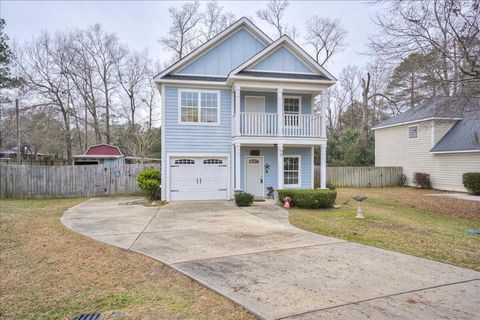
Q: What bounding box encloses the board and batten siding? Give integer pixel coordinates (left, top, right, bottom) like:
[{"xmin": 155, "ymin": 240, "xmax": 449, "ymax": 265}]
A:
[
  {"xmin": 177, "ymin": 28, "xmax": 265, "ymax": 77},
  {"xmin": 240, "ymin": 91, "xmax": 312, "ymax": 114},
  {"xmin": 240, "ymin": 146, "xmax": 313, "ymax": 197},
  {"xmin": 375, "ymin": 120, "xmax": 480, "ymax": 192},
  {"xmin": 164, "ymin": 86, "xmax": 232, "ymax": 154},
  {"xmin": 250, "ymin": 47, "xmax": 314, "ymax": 74}
]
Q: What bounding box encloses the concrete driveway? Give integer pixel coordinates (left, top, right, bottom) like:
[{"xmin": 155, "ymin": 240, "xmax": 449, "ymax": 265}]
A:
[{"xmin": 62, "ymin": 199, "xmax": 480, "ymax": 320}]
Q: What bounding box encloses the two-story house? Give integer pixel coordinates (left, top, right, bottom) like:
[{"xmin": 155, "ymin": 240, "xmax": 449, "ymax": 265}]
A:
[
  {"xmin": 373, "ymin": 97, "xmax": 480, "ymax": 192},
  {"xmin": 155, "ymin": 17, "xmax": 336, "ymax": 201}
]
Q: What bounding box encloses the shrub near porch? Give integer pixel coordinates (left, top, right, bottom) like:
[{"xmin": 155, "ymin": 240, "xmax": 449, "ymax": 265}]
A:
[{"xmin": 289, "ymin": 188, "xmax": 480, "ymax": 271}]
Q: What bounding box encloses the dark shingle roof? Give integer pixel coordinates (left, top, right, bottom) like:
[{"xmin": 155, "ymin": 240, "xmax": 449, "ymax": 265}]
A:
[
  {"xmin": 374, "ymin": 97, "xmax": 480, "ymax": 153},
  {"xmin": 373, "ymin": 97, "xmax": 475, "ymax": 129},
  {"xmin": 430, "ymin": 117, "xmax": 480, "ymax": 152},
  {"xmin": 161, "ymin": 74, "xmax": 227, "ymax": 82},
  {"xmin": 236, "ymin": 71, "xmax": 329, "ymax": 80}
]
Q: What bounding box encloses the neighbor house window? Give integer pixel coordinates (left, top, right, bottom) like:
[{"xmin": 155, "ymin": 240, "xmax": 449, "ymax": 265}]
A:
[
  {"xmin": 284, "ymin": 96, "xmax": 301, "ymax": 127},
  {"xmin": 408, "ymin": 125, "xmax": 418, "ymax": 139},
  {"xmin": 284, "ymin": 156, "xmax": 301, "ymax": 186},
  {"xmin": 180, "ymin": 90, "xmax": 219, "ymax": 124}
]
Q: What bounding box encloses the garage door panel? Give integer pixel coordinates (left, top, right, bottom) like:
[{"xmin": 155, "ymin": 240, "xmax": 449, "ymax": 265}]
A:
[{"xmin": 170, "ymin": 157, "xmax": 229, "ymax": 201}]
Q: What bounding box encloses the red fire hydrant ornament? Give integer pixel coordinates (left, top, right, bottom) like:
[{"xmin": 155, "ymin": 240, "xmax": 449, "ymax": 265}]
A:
[{"xmin": 283, "ymin": 196, "xmax": 292, "ymax": 209}]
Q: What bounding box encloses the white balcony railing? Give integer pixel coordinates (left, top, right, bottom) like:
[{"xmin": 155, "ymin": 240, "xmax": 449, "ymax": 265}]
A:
[{"xmin": 239, "ymin": 112, "xmax": 323, "ymax": 137}]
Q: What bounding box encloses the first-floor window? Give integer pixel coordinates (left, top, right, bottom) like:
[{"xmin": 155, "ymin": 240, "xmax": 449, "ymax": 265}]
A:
[
  {"xmin": 284, "ymin": 156, "xmax": 300, "ymax": 186},
  {"xmin": 180, "ymin": 90, "xmax": 219, "ymax": 124}
]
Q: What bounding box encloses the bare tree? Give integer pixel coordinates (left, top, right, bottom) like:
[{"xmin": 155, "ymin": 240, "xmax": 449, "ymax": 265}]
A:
[
  {"xmin": 256, "ymin": 0, "xmax": 291, "ymax": 39},
  {"xmin": 14, "ymin": 31, "xmax": 75, "ymax": 162},
  {"xmin": 370, "ymin": 0, "xmax": 480, "ymax": 85},
  {"xmin": 202, "ymin": 1, "xmax": 235, "ymax": 41},
  {"xmin": 115, "ymin": 50, "xmax": 150, "ymax": 127},
  {"xmin": 305, "ymin": 16, "xmax": 347, "ymax": 66},
  {"xmin": 160, "ymin": 1, "xmax": 203, "ymax": 60}
]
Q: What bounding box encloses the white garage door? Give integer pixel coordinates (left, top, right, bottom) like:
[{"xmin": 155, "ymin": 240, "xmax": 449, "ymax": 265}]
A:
[{"xmin": 170, "ymin": 157, "xmax": 229, "ymax": 201}]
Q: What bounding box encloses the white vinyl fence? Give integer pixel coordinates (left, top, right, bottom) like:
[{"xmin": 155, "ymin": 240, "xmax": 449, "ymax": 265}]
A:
[
  {"xmin": 0, "ymin": 163, "xmax": 161, "ymax": 199},
  {"xmin": 315, "ymin": 166, "xmax": 403, "ymax": 188}
]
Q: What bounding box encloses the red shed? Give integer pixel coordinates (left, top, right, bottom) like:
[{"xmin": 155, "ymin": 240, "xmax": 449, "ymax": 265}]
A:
[{"xmin": 73, "ymin": 144, "xmax": 125, "ymax": 165}]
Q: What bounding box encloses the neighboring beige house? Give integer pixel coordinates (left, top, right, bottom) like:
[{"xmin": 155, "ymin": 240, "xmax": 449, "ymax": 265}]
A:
[{"xmin": 373, "ymin": 97, "xmax": 480, "ymax": 192}]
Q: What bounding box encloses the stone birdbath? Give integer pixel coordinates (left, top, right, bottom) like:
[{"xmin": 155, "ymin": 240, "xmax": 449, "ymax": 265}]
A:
[{"xmin": 351, "ymin": 195, "xmax": 368, "ymax": 219}]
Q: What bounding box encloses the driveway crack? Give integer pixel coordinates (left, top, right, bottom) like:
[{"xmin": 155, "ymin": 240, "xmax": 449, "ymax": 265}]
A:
[{"xmin": 128, "ymin": 205, "xmax": 162, "ymax": 250}]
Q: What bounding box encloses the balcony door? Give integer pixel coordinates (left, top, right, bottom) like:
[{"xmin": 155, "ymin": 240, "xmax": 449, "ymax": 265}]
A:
[{"xmin": 245, "ymin": 96, "xmax": 265, "ymax": 113}]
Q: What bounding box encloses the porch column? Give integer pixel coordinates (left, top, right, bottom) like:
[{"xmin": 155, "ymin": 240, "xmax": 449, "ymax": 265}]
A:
[
  {"xmin": 320, "ymin": 143, "xmax": 327, "ymax": 189},
  {"xmin": 235, "ymin": 85, "xmax": 241, "ymax": 136},
  {"xmin": 320, "ymin": 90, "xmax": 327, "ymax": 138},
  {"xmin": 234, "ymin": 143, "xmax": 241, "ymax": 191},
  {"xmin": 277, "ymin": 143, "xmax": 284, "ymax": 190},
  {"xmin": 277, "ymin": 88, "xmax": 283, "ymax": 136}
]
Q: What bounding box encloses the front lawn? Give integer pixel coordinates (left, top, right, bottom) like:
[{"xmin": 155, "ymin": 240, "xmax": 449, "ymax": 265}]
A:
[
  {"xmin": 0, "ymin": 199, "xmax": 255, "ymax": 320},
  {"xmin": 289, "ymin": 188, "xmax": 480, "ymax": 271}
]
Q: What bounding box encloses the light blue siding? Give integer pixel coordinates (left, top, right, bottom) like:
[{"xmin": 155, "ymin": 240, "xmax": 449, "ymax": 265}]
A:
[
  {"xmin": 241, "ymin": 91, "xmax": 312, "ymax": 114},
  {"xmin": 177, "ymin": 28, "xmax": 265, "ymax": 76},
  {"xmin": 164, "ymin": 86, "xmax": 231, "ymax": 154},
  {"xmin": 240, "ymin": 146, "xmax": 313, "ymax": 197},
  {"xmin": 250, "ymin": 47, "xmax": 314, "ymax": 74}
]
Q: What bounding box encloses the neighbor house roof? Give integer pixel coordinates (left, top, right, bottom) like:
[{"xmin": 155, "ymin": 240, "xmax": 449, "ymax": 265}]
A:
[
  {"xmin": 73, "ymin": 144, "xmax": 125, "ymax": 158},
  {"xmin": 373, "ymin": 97, "xmax": 480, "ymax": 153}
]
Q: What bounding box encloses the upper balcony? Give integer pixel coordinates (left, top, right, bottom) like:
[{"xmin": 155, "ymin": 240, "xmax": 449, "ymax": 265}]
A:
[
  {"xmin": 232, "ymin": 85, "xmax": 327, "ymax": 140},
  {"xmin": 240, "ymin": 113, "xmax": 322, "ymax": 137}
]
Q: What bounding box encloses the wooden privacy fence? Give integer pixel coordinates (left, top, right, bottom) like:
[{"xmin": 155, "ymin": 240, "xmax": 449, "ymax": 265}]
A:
[
  {"xmin": 0, "ymin": 163, "xmax": 161, "ymax": 199},
  {"xmin": 315, "ymin": 166, "xmax": 403, "ymax": 188}
]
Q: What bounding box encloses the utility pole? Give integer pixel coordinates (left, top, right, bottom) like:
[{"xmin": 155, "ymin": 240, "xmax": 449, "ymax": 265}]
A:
[{"xmin": 15, "ymin": 98, "xmax": 20, "ymax": 161}]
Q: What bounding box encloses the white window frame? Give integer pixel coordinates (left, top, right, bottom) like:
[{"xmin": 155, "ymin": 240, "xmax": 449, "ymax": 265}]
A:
[
  {"xmin": 178, "ymin": 89, "xmax": 221, "ymax": 126},
  {"xmin": 408, "ymin": 125, "xmax": 418, "ymax": 139},
  {"xmin": 283, "ymin": 154, "xmax": 301, "ymax": 188},
  {"xmin": 284, "ymin": 95, "xmax": 302, "ymax": 128}
]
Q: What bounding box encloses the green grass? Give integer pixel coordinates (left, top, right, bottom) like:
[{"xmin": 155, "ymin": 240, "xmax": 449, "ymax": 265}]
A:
[
  {"xmin": 0, "ymin": 198, "xmax": 255, "ymax": 320},
  {"xmin": 289, "ymin": 188, "xmax": 480, "ymax": 271}
]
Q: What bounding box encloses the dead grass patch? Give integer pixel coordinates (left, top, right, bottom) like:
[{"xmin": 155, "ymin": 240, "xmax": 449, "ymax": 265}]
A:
[
  {"xmin": 289, "ymin": 187, "xmax": 480, "ymax": 271},
  {"xmin": 0, "ymin": 199, "xmax": 255, "ymax": 320}
]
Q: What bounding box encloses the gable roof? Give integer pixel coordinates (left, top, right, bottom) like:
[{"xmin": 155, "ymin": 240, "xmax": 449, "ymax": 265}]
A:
[
  {"xmin": 372, "ymin": 97, "xmax": 470, "ymax": 130},
  {"xmin": 154, "ymin": 17, "xmax": 272, "ymax": 82},
  {"xmin": 373, "ymin": 97, "xmax": 480, "ymax": 153},
  {"xmin": 229, "ymin": 35, "xmax": 336, "ymax": 82},
  {"xmin": 430, "ymin": 117, "xmax": 480, "ymax": 153}
]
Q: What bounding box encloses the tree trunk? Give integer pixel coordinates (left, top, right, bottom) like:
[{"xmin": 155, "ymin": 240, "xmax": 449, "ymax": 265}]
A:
[{"xmin": 361, "ymin": 73, "xmax": 371, "ymax": 143}]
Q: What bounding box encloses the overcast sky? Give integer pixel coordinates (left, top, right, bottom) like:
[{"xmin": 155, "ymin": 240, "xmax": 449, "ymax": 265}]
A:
[{"xmin": 1, "ymin": 0, "xmax": 382, "ymax": 77}]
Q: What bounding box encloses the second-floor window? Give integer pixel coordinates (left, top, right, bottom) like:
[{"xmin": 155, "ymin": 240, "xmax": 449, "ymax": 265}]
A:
[
  {"xmin": 179, "ymin": 90, "xmax": 219, "ymax": 124},
  {"xmin": 408, "ymin": 125, "xmax": 418, "ymax": 139},
  {"xmin": 284, "ymin": 96, "xmax": 301, "ymax": 127}
]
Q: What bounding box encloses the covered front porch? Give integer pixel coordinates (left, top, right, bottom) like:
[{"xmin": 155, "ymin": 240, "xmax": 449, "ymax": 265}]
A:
[{"xmin": 231, "ymin": 140, "xmax": 327, "ymax": 199}]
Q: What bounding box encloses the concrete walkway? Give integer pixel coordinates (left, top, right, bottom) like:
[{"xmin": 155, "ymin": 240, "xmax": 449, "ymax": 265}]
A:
[
  {"xmin": 62, "ymin": 199, "xmax": 480, "ymax": 320},
  {"xmin": 426, "ymin": 193, "xmax": 480, "ymax": 202}
]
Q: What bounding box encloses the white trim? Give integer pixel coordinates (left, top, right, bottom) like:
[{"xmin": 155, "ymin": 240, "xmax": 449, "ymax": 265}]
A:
[
  {"xmin": 283, "ymin": 154, "xmax": 302, "ymax": 188},
  {"xmin": 229, "ymin": 36, "xmax": 336, "ymax": 82},
  {"xmin": 431, "ymin": 120, "xmax": 436, "ymax": 148},
  {"xmin": 156, "ymin": 79, "xmax": 229, "ymax": 86},
  {"xmin": 161, "ymin": 84, "xmax": 167, "ymax": 201},
  {"xmin": 247, "ymin": 69, "xmax": 316, "ymax": 76},
  {"xmin": 231, "ymin": 80, "xmax": 329, "ymax": 92},
  {"xmin": 372, "ymin": 117, "xmax": 462, "ymax": 130},
  {"xmin": 407, "ymin": 125, "xmax": 419, "ymax": 140},
  {"xmin": 244, "ymin": 156, "xmax": 265, "ymax": 198},
  {"xmin": 154, "ymin": 18, "xmax": 271, "ymax": 81},
  {"xmin": 232, "ymin": 136, "xmax": 327, "ymax": 146},
  {"xmin": 430, "ymin": 149, "xmax": 480, "ymax": 154},
  {"xmin": 311, "ymin": 146, "xmax": 314, "ymax": 189},
  {"xmin": 177, "ymin": 89, "xmax": 221, "ymax": 126},
  {"xmin": 166, "ymin": 152, "xmax": 231, "ymax": 202},
  {"xmin": 283, "ymin": 95, "xmax": 302, "ymax": 114},
  {"xmin": 230, "ymin": 75, "xmax": 335, "ymax": 85},
  {"xmin": 244, "ymin": 95, "xmax": 266, "ymax": 113}
]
